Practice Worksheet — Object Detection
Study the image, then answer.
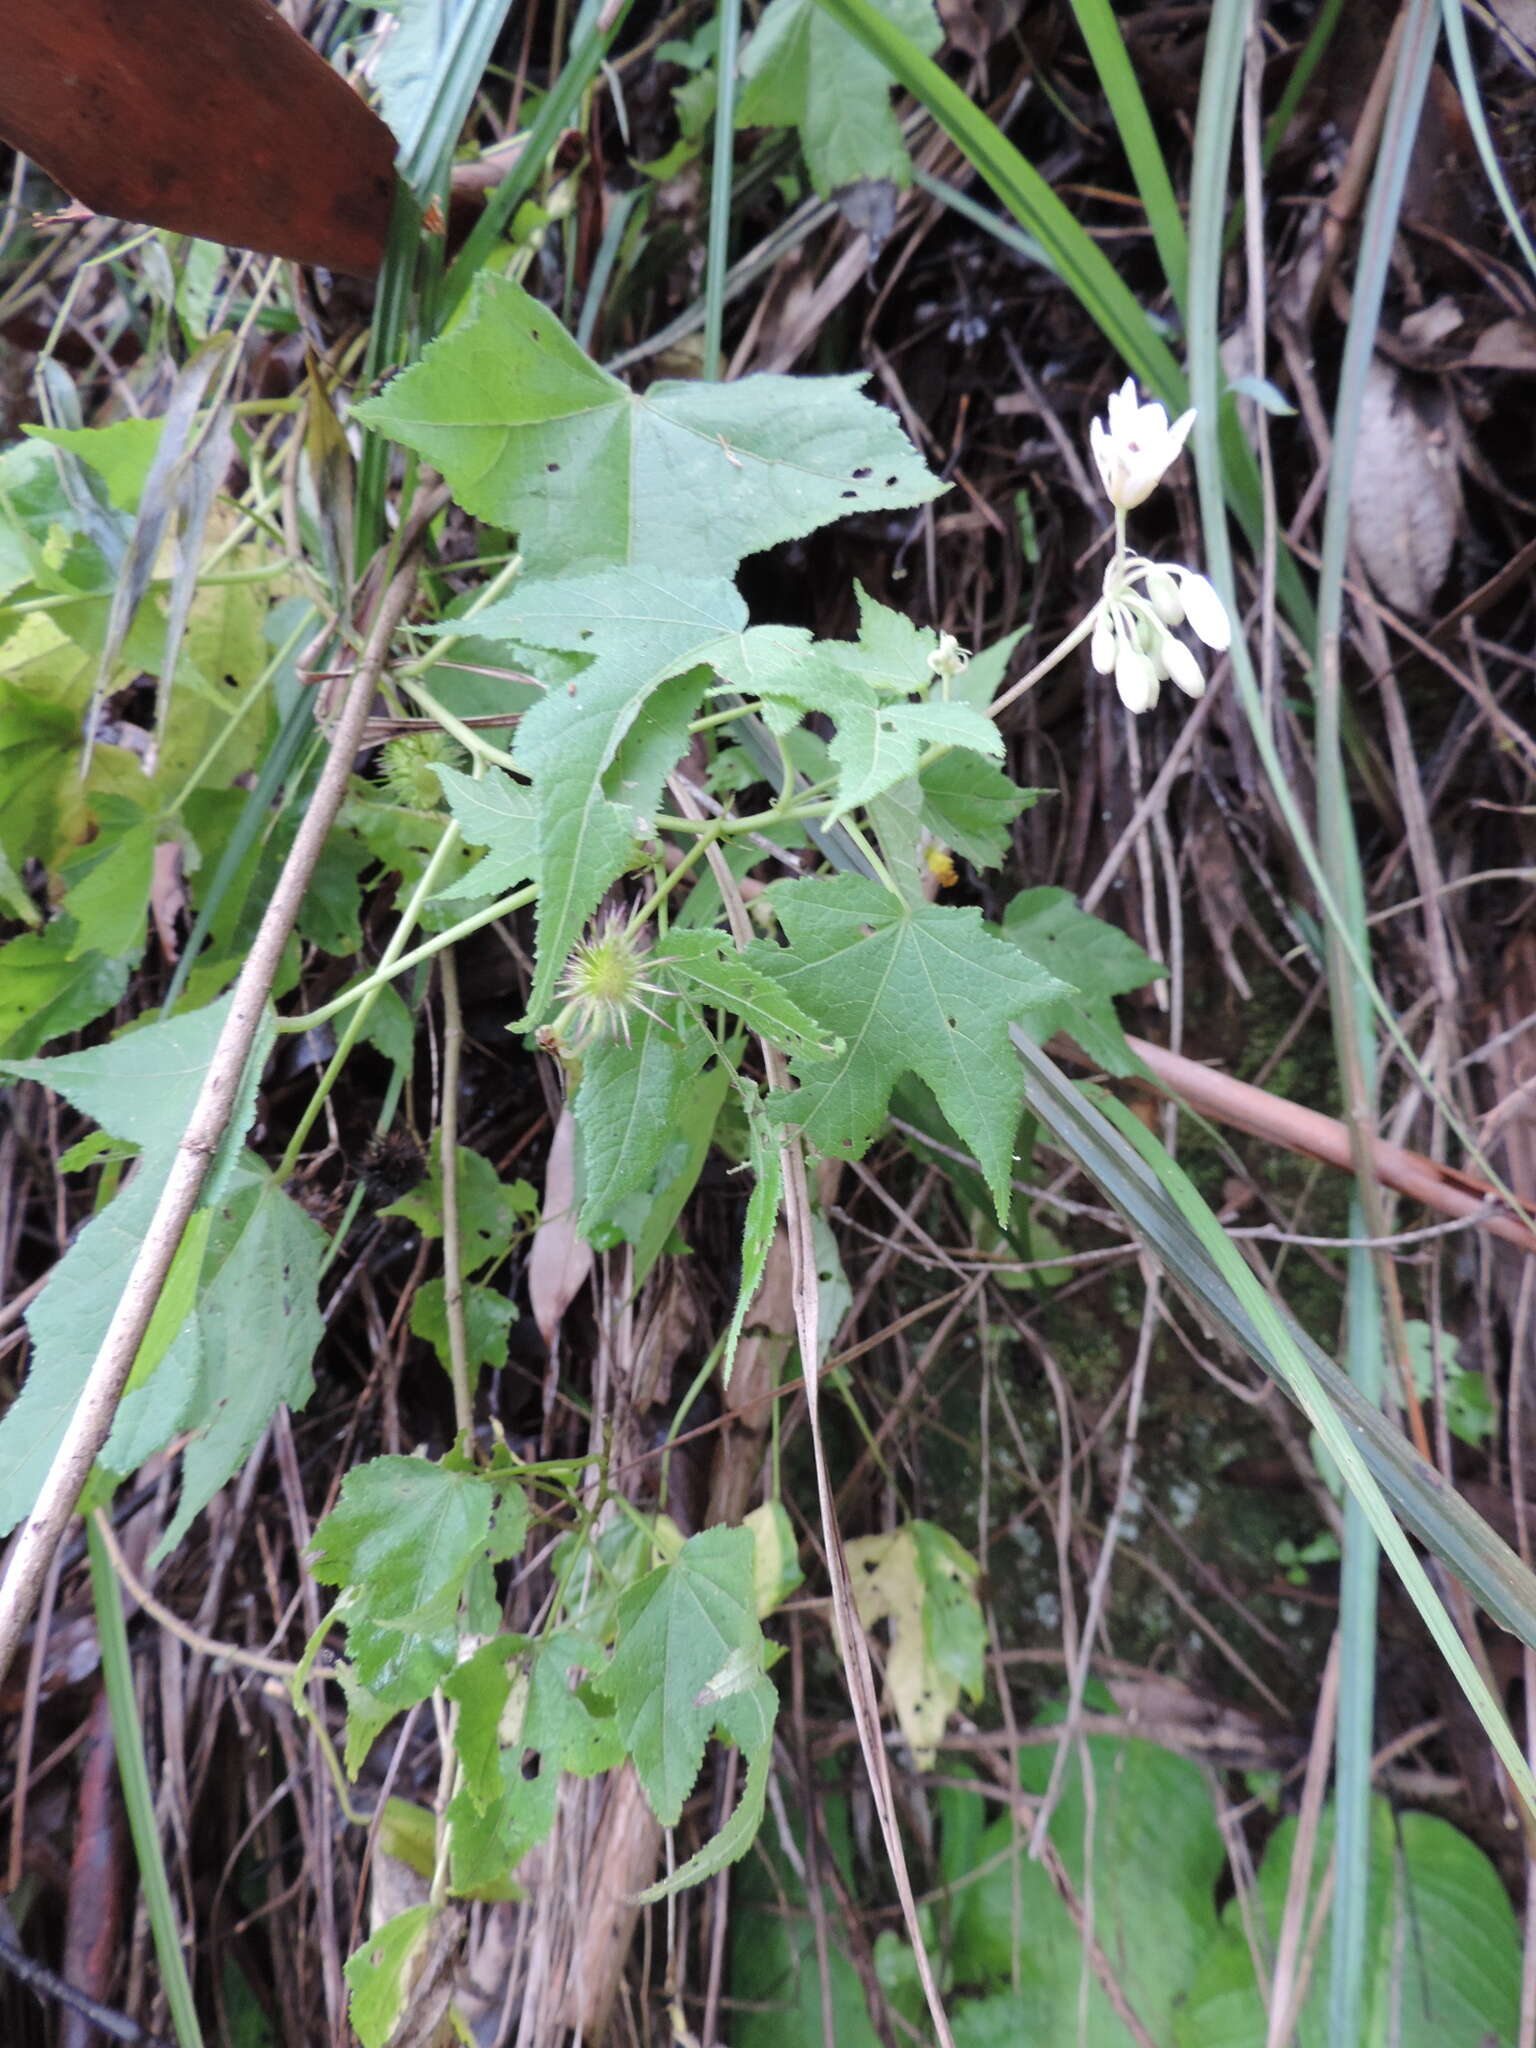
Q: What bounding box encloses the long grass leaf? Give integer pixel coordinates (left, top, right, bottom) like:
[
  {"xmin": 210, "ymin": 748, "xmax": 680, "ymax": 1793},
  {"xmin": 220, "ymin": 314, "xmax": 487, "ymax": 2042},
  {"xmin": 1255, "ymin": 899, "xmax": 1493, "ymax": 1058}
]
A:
[
  {"xmin": 1066, "ymin": 0, "xmax": 1188, "ymax": 313},
  {"xmin": 704, "ymin": 0, "xmax": 745, "ymax": 379},
  {"xmin": 1010, "ymin": 1032, "xmax": 1536, "ymax": 1680},
  {"xmin": 1439, "ymin": 0, "xmax": 1536, "ymax": 282},
  {"xmin": 1310, "ymin": 9, "xmax": 1442, "ymax": 2038},
  {"xmin": 89, "ymin": 1516, "xmax": 206, "ymax": 2047}
]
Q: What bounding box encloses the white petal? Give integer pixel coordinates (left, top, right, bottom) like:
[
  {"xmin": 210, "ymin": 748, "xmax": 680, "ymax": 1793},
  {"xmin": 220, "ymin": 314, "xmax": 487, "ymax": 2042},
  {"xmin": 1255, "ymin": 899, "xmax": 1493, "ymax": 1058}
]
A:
[
  {"xmin": 1179, "ymin": 571, "xmax": 1231, "ymax": 650},
  {"xmin": 1089, "ymin": 416, "xmax": 1116, "ymax": 499},
  {"xmin": 1090, "ymin": 609, "xmax": 1116, "ymax": 674},
  {"xmin": 1107, "ymin": 378, "xmax": 1139, "ymax": 437},
  {"xmin": 1164, "ymin": 638, "xmax": 1206, "ymax": 698},
  {"xmin": 1164, "ymin": 408, "xmax": 1196, "ymax": 460},
  {"xmin": 1114, "ymin": 642, "xmax": 1159, "ymax": 714}
]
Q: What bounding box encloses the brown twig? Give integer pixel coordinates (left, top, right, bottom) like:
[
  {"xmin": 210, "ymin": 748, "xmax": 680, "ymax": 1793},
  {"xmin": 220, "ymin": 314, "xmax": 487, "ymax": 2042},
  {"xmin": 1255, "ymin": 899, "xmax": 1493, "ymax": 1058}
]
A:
[{"xmin": 0, "ymin": 556, "xmax": 422, "ymax": 1692}]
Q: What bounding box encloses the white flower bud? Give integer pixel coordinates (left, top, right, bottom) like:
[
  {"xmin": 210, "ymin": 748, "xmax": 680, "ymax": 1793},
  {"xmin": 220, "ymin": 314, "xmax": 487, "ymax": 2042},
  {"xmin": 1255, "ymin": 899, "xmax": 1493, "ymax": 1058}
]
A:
[
  {"xmin": 1177, "ymin": 571, "xmax": 1231, "ymax": 650},
  {"xmin": 1163, "ymin": 638, "xmax": 1207, "ymax": 699},
  {"xmin": 927, "ymin": 631, "xmax": 971, "ymax": 680},
  {"xmin": 1090, "ymin": 609, "xmax": 1117, "ymax": 675},
  {"xmin": 1114, "ymin": 640, "xmax": 1161, "ymax": 714},
  {"xmin": 1144, "ymin": 567, "xmax": 1184, "ymax": 627}
]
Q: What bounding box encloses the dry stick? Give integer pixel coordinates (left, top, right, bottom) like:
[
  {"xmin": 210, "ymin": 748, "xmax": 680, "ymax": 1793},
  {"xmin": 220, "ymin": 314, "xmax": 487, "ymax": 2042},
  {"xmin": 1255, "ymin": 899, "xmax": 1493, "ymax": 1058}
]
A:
[
  {"xmin": 1120, "ymin": 1034, "xmax": 1536, "ymax": 1256},
  {"xmin": 667, "ymin": 776, "xmax": 957, "ymax": 2048},
  {"xmin": 1265, "ymin": 1634, "xmax": 1342, "ymax": 2048},
  {"xmin": 0, "ymin": 561, "xmax": 421, "ymax": 1693}
]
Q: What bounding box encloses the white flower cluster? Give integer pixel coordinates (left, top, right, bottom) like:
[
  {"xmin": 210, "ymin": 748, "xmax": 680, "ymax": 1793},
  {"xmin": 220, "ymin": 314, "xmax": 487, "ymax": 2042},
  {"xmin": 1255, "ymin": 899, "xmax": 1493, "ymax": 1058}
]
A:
[
  {"xmin": 1086, "ymin": 377, "xmax": 1231, "ymax": 715},
  {"xmin": 1090, "ymin": 555, "xmax": 1231, "ymax": 714}
]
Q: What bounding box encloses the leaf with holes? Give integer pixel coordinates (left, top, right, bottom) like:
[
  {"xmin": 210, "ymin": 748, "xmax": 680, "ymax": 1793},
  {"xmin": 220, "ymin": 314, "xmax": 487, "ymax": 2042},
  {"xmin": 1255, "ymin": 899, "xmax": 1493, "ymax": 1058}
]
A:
[
  {"xmin": 354, "ymin": 275, "xmax": 941, "ymax": 576},
  {"xmin": 847, "ymin": 1521, "xmax": 983, "ymax": 1765}
]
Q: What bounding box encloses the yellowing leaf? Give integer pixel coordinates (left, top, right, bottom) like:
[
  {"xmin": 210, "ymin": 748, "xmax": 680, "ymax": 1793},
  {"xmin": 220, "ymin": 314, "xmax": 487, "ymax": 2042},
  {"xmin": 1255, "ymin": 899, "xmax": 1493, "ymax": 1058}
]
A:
[{"xmin": 846, "ymin": 1521, "xmax": 983, "ymax": 1765}]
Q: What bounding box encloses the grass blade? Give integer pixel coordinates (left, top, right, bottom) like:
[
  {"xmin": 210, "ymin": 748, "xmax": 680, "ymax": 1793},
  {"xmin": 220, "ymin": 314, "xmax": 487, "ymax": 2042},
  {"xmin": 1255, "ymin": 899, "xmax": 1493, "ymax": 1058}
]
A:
[
  {"xmin": 1066, "ymin": 0, "xmax": 1188, "ymax": 314},
  {"xmin": 704, "ymin": 0, "xmax": 744, "ymax": 379},
  {"xmin": 88, "ymin": 1514, "xmax": 205, "ymax": 2046},
  {"xmin": 1010, "ymin": 1030, "xmax": 1536, "ymax": 1734}
]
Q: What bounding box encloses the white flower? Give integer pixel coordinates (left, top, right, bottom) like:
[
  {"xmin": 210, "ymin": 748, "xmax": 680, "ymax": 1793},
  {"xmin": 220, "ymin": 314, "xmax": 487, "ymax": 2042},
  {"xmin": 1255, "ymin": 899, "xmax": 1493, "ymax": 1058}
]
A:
[
  {"xmin": 1090, "ymin": 377, "xmax": 1196, "ymax": 511},
  {"xmin": 1162, "ymin": 637, "xmax": 1207, "ymax": 699},
  {"xmin": 1144, "ymin": 567, "xmax": 1183, "ymax": 627},
  {"xmin": 1114, "ymin": 640, "xmax": 1160, "ymax": 713},
  {"xmin": 1088, "ymin": 552, "xmax": 1230, "ymax": 714},
  {"xmin": 1172, "ymin": 569, "xmax": 1230, "ymax": 650},
  {"xmin": 1090, "ymin": 609, "xmax": 1117, "ymax": 675},
  {"xmin": 927, "ymin": 631, "xmax": 971, "ymax": 681}
]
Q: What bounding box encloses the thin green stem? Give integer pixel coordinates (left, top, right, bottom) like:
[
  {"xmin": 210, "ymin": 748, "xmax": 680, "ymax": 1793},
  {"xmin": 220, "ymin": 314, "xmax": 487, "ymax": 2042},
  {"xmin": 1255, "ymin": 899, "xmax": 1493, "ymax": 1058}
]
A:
[
  {"xmin": 276, "ymin": 821, "xmax": 468, "ymax": 1176},
  {"xmin": 277, "ymin": 882, "xmax": 539, "ymax": 1040},
  {"xmin": 396, "ymin": 674, "xmax": 522, "ymax": 773},
  {"xmin": 88, "ymin": 1516, "xmax": 206, "ymax": 2048}
]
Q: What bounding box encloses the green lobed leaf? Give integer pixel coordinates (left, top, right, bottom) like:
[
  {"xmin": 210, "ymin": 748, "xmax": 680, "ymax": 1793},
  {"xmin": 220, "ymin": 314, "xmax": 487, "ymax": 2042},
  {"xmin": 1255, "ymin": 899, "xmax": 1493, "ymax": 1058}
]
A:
[
  {"xmin": 711, "ymin": 604, "xmax": 1003, "ymax": 819},
  {"xmin": 829, "ymin": 697, "xmax": 1002, "ymax": 821},
  {"xmin": 0, "ymin": 987, "xmax": 257, "ymax": 1169},
  {"xmin": 909, "ymin": 1519, "xmax": 986, "ymax": 1699},
  {"xmin": 311, "ymin": 1455, "xmax": 528, "ymax": 1635},
  {"xmin": 1002, "ymin": 886, "xmax": 1164, "ymax": 1075},
  {"xmin": 463, "ymin": 566, "xmax": 743, "ymax": 1018},
  {"xmin": 443, "ymin": 1635, "xmax": 522, "ymax": 1813},
  {"xmin": 721, "ymin": 1080, "xmax": 785, "ymax": 1385},
  {"xmin": 595, "ymin": 1524, "xmax": 770, "ymax": 1827},
  {"xmin": 446, "ymin": 1628, "xmax": 621, "ymax": 1893},
  {"xmin": 382, "ymin": 1142, "xmax": 536, "ymax": 1276},
  {"xmin": 23, "ymin": 419, "xmax": 166, "ymax": 515},
  {"xmin": 738, "ymin": 0, "xmax": 942, "ymax": 195},
  {"xmin": 149, "ymin": 1169, "xmax": 327, "ymax": 1557},
  {"xmin": 634, "ymin": 1675, "xmax": 778, "ymax": 1902},
  {"xmin": 431, "ymin": 762, "xmax": 540, "ymax": 899},
  {"xmin": 750, "ymin": 876, "xmax": 1071, "ymax": 1218},
  {"xmin": 57, "ymin": 798, "xmax": 157, "ymax": 961},
  {"xmin": 0, "ymin": 1165, "xmax": 197, "ymax": 1534},
  {"xmin": 0, "ymin": 998, "xmax": 280, "ymax": 1535},
  {"xmin": 663, "ymin": 928, "xmax": 840, "ymax": 1059},
  {"xmin": 354, "ymin": 275, "xmax": 942, "ymax": 577},
  {"xmin": 846, "ymin": 1521, "xmax": 983, "ymax": 1765},
  {"xmin": 918, "ymin": 752, "xmax": 1045, "ymax": 868},
  {"xmin": 951, "ymin": 1728, "xmax": 1224, "ymax": 2038},
  {"xmin": 574, "ymin": 1003, "xmax": 714, "ymax": 1232},
  {"xmin": 345, "ymin": 1904, "xmax": 440, "ymax": 2048},
  {"xmin": 408, "ymin": 1277, "xmax": 515, "ymax": 1375},
  {"xmin": 0, "ymin": 921, "xmax": 130, "ymax": 1057}
]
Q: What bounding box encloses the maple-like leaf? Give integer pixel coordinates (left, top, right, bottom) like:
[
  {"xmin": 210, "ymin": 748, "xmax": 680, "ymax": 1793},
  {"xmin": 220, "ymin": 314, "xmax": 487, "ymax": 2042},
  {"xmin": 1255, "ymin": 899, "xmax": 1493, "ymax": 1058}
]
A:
[
  {"xmin": 1001, "ymin": 887, "xmax": 1164, "ymax": 1076},
  {"xmin": 455, "ymin": 566, "xmax": 745, "ymax": 1020},
  {"xmin": 354, "ymin": 276, "xmax": 941, "ymax": 577},
  {"xmin": 749, "ymin": 877, "xmax": 1071, "ymax": 1217},
  {"xmin": 595, "ymin": 1526, "xmax": 768, "ymax": 1827},
  {"xmin": 738, "ymin": 0, "xmax": 941, "ymax": 196}
]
